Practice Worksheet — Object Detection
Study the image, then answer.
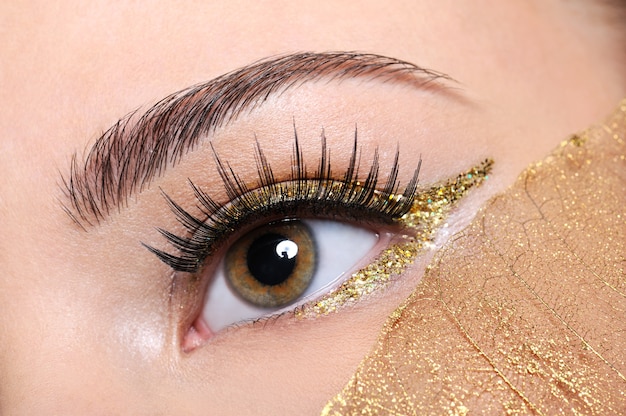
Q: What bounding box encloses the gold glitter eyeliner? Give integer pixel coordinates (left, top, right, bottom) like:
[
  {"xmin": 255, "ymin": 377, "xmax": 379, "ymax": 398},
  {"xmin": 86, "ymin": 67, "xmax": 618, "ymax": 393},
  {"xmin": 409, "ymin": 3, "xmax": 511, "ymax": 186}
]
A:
[
  {"xmin": 146, "ymin": 133, "xmax": 420, "ymax": 273},
  {"xmin": 322, "ymin": 100, "xmax": 626, "ymax": 415},
  {"xmin": 298, "ymin": 159, "xmax": 493, "ymax": 317}
]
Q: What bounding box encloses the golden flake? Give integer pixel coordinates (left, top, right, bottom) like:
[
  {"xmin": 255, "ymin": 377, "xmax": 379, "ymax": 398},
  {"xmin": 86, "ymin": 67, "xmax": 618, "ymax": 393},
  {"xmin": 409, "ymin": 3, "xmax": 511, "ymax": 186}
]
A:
[
  {"xmin": 322, "ymin": 100, "xmax": 626, "ymax": 414},
  {"xmin": 297, "ymin": 159, "xmax": 493, "ymax": 317}
]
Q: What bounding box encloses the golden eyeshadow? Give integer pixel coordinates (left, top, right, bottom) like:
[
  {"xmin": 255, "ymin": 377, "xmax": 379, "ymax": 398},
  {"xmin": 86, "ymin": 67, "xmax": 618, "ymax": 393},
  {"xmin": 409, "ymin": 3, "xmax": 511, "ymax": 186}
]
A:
[
  {"xmin": 296, "ymin": 159, "xmax": 493, "ymax": 318},
  {"xmin": 147, "ymin": 136, "xmax": 419, "ymax": 274}
]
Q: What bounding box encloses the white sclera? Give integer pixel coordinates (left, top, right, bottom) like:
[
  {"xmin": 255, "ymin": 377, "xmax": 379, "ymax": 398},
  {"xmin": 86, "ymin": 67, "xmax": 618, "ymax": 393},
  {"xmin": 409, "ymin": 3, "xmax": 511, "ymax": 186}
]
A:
[{"xmin": 202, "ymin": 219, "xmax": 379, "ymax": 333}]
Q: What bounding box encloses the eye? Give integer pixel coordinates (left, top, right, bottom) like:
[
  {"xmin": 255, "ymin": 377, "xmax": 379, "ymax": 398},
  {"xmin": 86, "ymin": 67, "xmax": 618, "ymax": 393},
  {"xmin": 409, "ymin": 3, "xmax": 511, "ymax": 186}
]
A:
[
  {"xmin": 145, "ymin": 133, "xmax": 492, "ymax": 349},
  {"xmin": 201, "ymin": 218, "xmax": 381, "ymax": 333},
  {"xmin": 144, "ymin": 133, "xmax": 420, "ymax": 349}
]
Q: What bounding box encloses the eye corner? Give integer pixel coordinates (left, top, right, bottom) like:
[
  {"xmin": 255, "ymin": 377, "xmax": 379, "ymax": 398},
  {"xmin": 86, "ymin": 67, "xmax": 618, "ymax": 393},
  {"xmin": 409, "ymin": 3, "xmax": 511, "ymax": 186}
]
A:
[{"xmin": 182, "ymin": 314, "xmax": 213, "ymax": 353}]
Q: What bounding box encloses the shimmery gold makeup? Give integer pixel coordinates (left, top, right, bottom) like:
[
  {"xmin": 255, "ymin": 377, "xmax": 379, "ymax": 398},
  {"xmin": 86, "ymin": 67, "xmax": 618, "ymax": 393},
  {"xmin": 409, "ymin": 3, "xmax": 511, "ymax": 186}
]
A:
[
  {"xmin": 297, "ymin": 159, "xmax": 493, "ymax": 317},
  {"xmin": 148, "ymin": 137, "xmax": 420, "ymax": 274},
  {"xmin": 322, "ymin": 101, "xmax": 626, "ymax": 415}
]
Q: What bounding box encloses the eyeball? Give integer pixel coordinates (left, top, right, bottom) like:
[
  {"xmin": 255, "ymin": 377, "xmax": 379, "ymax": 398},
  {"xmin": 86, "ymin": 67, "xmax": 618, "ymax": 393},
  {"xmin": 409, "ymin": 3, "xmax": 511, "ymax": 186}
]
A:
[{"xmin": 200, "ymin": 219, "xmax": 380, "ymax": 334}]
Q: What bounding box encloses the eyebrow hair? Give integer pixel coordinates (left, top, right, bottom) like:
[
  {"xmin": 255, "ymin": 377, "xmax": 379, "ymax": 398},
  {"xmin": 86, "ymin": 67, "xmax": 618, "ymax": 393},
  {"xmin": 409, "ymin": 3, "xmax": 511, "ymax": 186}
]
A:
[{"xmin": 61, "ymin": 51, "xmax": 454, "ymax": 228}]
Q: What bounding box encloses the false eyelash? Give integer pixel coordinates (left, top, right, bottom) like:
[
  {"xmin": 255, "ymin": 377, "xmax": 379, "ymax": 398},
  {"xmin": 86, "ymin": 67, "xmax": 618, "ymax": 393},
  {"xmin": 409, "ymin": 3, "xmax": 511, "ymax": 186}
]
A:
[{"xmin": 145, "ymin": 128, "xmax": 421, "ymax": 273}]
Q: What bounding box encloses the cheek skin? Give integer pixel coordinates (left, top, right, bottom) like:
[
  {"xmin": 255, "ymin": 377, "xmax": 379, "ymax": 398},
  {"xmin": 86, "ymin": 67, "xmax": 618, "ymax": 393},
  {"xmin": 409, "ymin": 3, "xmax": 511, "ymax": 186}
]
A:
[
  {"xmin": 172, "ymin": 284, "xmax": 420, "ymax": 415},
  {"xmin": 0, "ymin": 243, "xmax": 175, "ymax": 413}
]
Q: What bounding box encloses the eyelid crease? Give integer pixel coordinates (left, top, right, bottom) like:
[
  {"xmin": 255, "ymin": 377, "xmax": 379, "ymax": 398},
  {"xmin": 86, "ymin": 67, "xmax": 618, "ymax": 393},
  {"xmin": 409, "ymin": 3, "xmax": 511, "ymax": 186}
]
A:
[
  {"xmin": 60, "ymin": 52, "xmax": 455, "ymax": 229},
  {"xmin": 144, "ymin": 129, "xmax": 421, "ymax": 273}
]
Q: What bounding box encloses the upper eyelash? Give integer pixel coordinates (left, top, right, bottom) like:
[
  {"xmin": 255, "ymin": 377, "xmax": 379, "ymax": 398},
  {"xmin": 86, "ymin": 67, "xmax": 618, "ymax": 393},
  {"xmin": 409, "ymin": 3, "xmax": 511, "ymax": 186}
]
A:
[{"xmin": 145, "ymin": 128, "xmax": 421, "ymax": 273}]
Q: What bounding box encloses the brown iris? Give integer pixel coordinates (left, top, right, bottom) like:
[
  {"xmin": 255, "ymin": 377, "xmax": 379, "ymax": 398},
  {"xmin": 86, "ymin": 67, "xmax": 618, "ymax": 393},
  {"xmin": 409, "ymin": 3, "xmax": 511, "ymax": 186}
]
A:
[{"xmin": 225, "ymin": 220, "xmax": 317, "ymax": 308}]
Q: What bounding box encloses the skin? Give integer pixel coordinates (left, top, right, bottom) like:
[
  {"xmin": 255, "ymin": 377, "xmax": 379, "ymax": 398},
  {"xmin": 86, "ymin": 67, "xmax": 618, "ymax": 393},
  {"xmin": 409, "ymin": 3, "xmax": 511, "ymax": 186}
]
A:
[{"xmin": 0, "ymin": 1, "xmax": 624, "ymax": 414}]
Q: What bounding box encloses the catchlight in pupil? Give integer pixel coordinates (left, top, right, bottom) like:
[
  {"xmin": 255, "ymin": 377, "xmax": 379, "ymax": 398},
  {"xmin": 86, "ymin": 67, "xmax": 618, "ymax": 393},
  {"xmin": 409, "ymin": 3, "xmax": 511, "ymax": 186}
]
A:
[
  {"xmin": 225, "ymin": 221, "xmax": 316, "ymax": 308},
  {"xmin": 246, "ymin": 233, "xmax": 298, "ymax": 286}
]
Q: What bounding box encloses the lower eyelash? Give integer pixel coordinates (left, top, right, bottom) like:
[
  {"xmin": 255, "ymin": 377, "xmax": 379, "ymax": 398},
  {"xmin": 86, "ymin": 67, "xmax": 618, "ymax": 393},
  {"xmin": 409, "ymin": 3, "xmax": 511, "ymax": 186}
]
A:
[{"xmin": 144, "ymin": 128, "xmax": 421, "ymax": 273}]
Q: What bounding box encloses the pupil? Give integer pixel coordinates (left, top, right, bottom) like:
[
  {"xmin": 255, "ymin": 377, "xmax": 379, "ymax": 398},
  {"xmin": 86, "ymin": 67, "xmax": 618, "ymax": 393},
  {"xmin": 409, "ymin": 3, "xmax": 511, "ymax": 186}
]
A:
[{"xmin": 246, "ymin": 233, "xmax": 298, "ymax": 286}]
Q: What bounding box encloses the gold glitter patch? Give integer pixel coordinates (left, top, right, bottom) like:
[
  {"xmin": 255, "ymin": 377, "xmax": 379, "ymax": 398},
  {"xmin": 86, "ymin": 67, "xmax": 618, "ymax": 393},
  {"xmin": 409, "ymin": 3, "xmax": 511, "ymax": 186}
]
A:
[
  {"xmin": 322, "ymin": 101, "xmax": 626, "ymax": 414},
  {"xmin": 296, "ymin": 159, "xmax": 493, "ymax": 317}
]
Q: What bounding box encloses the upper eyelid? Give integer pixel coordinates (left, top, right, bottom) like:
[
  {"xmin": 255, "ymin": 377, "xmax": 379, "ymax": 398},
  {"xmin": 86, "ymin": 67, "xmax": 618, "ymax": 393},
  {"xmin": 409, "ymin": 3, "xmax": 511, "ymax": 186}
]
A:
[
  {"xmin": 145, "ymin": 133, "xmax": 421, "ymax": 273},
  {"xmin": 58, "ymin": 52, "xmax": 458, "ymax": 229}
]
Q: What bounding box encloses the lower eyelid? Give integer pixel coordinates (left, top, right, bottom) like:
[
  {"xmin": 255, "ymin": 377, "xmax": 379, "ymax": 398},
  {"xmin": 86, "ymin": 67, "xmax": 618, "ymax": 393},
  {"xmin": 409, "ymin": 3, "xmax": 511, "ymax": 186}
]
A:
[{"xmin": 180, "ymin": 226, "xmax": 400, "ymax": 352}]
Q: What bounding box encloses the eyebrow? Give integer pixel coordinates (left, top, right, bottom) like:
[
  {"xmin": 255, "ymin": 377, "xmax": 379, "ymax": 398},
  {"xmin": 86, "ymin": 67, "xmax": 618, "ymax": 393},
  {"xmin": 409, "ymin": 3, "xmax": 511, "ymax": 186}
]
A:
[{"xmin": 61, "ymin": 52, "xmax": 455, "ymax": 228}]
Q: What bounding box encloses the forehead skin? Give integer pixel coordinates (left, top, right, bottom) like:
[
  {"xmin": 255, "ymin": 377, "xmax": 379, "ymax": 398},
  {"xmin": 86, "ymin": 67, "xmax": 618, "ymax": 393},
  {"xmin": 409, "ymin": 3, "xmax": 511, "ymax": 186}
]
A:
[{"xmin": 0, "ymin": 1, "xmax": 624, "ymax": 414}]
